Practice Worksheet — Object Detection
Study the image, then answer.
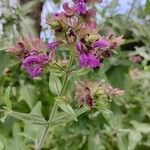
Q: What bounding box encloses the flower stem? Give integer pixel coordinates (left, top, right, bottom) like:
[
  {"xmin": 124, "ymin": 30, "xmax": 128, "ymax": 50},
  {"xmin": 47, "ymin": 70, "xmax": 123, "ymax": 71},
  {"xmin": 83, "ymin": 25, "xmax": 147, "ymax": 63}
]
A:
[
  {"xmin": 53, "ymin": 62, "xmax": 67, "ymax": 72},
  {"xmin": 35, "ymin": 101, "xmax": 58, "ymax": 150},
  {"xmin": 35, "ymin": 55, "xmax": 73, "ymax": 150}
]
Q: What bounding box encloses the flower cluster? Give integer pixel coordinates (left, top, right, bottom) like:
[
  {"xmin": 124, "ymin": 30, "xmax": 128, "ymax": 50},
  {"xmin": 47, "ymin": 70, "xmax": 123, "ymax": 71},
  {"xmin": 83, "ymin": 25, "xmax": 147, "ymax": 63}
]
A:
[
  {"xmin": 47, "ymin": 0, "xmax": 124, "ymax": 69},
  {"xmin": 7, "ymin": 36, "xmax": 52, "ymax": 78},
  {"xmin": 7, "ymin": 0, "xmax": 124, "ymax": 78},
  {"xmin": 75, "ymin": 81, "xmax": 124, "ymax": 108}
]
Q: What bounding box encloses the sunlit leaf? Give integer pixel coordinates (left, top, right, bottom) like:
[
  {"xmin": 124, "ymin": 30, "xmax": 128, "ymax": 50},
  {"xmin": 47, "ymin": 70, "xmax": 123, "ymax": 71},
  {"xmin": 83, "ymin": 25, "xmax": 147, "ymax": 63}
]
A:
[
  {"xmin": 58, "ymin": 102, "xmax": 77, "ymax": 121},
  {"xmin": 7, "ymin": 111, "xmax": 47, "ymax": 125},
  {"xmin": 128, "ymin": 130, "xmax": 141, "ymax": 150},
  {"xmin": 49, "ymin": 72, "xmax": 62, "ymax": 95},
  {"xmin": 130, "ymin": 121, "xmax": 150, "ymax": 134},
  {"xmin": 19, "ymin": 82, "xmax": 37, "ymax": 109},
  {"xmin": 0, "ymin": 140, "xmax": 4, "ymax": 150},
  {"xmin": 4, "ymin": 86, "xmax": 12, "ymax": 110},
  {"xmin": 52, "ymin": 107, "xmax": 88, "ymax": 125}
]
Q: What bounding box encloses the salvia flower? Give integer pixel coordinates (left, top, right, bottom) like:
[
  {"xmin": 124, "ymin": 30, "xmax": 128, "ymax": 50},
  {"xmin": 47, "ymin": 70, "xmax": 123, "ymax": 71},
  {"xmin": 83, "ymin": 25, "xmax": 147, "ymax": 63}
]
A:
[
  {"xmin": 23, "ymin": 54, "xmax": 49, "ymax": 78},
  {"xmin": 79, "ymin": 53, "xmax": 100, "ymax": 68},
  {"xmin": 101, "ymin": 84, "xmax": 125, "ymax": 96},
  {"xmin": 48, "ymin": 41, "xmax": 63, "ymax": 51},
  {"xmin": 76, "ymin": 0, "xmax": 87, "ymax": 15},
  {"xmin": 75, "ymin": 81, "xmax": 95, "ymax": 108},
  {"xmin": 7, "ymin": 36, "xmax": 54, "ymax": 78},
  {"xmin": 7, "ymin": 36, "xmax": 47, "ymax": 58},
  {"xmin": 47, "ymin": 12, "xmax": 68, "ymax": 32},
  {"xmin": 92, "ymin": 39, "xmax": 109, "ymax": 49},
  {"xmin": 76, "ymin": 40, "xmax": 101, "ymax": 68},
  {"xmin": 75, "ymin": 33, "xmax": 124, "ymax": 68},
  {"xmin": 7, "ymin": 42, "xmax": 28, "ymax": 57},
  {"xmin": 73, "ymin": 0, "xmax": 103, "ymax": 4},
  {"xmin": 63, "ymin": 2, "xmax": 76, "ymax": 16},
  {"xmin": 75, "ymin": 81, "xmax": 124, "ymax": 108},
  {"xmin": 75, "ymin": 81, "xmax": 102, "ymax": 108}
]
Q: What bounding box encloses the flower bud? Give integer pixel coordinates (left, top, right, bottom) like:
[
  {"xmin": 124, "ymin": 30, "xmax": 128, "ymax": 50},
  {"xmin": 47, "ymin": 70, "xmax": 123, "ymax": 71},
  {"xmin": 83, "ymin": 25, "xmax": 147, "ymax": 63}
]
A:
[
  {"xmin": 48, "ymin": 21, "xmax": 62, "ymax": 30},
  {"xmin": 85, "ymin": 34, "xmax": 100, "ymax": 44}
]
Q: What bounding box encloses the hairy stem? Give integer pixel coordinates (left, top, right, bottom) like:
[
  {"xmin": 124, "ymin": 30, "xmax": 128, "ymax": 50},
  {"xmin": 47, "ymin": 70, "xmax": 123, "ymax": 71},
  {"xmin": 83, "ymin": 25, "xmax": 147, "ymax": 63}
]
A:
[
  {"xmin": 35, "ymin": 55, "xmax": 73, "ymax": 150},
  {"xmin": 35, "ymin": 101, "xmax": 58, "ymax": 150}
]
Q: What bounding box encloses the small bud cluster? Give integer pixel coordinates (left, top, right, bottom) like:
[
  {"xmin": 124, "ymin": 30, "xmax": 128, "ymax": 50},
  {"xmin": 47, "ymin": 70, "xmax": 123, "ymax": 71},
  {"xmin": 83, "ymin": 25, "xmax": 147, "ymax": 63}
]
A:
[{"xmin": 75, "ymin": 81, "xmax": 124, "ymax": 108}]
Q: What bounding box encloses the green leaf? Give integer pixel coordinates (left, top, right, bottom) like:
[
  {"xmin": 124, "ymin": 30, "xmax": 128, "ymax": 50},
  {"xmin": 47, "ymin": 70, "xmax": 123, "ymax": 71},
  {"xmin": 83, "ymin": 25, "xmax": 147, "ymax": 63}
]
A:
[
  {"xmin": 145, "ymin": 0, "xmax": 150, "ymax": 15},
  {"xmin": 19, "ymin": 82, "xmax": 37, "ymax": 109},
  {"xmin": 74, "ymin": 68, "xmax": 90, "ymax": 76},
  {"xmin": 0, "ymin": 140, "xmax": 4, "ymax": 150},
  {"xmin": 20, "ymin": 16, "xmax": 37, "ymax": 37},
  {"xmin": 18, "ymin": 133, "xmax": 35, "ymax": 142},
  {"xmin": 7, "ymin": 111, "xmax": 47, "ymax": 125},
  {"xmin": 128, "ymin": 130, "xmax": 141, "ymax": 150},
  {"xmin": 9, "ymin": 123, "xmax": 30, "ymax": 150},
  {"xmin": 23, "ymin": 102, "xmax": 45, "ymax": 143},
  {"xmin": 4, "ymin": 86, "xmax": 12, "ymax": 110},
  {"xmin": 49, "ymin": 72, "xmax": 62, "ymax": 95},
  {"xmin": 20, "ymin": 1, "xmax": 37, "ymax": 14},
  {"xmin": 52, "ymin": 107, "xmax": 88, "ymax": 125},
  {"xmin": 0, "ymin": 115, "xmax": 6, "ymax": 123},
  {"xmin": 117, "ymin": 134, "xmax": 128, "ymax": 150},
  {"xmin": 88, "ymin": 134, "xmax": 104, "ymax": 150},
  {"xmin": 106, "ymin": 65, "xmax": 128, "ymax": 89},
  {"xmin": 0, "ymin": 51, "xmax": 11, "ymax": 76},
  {"xmin": 58, "ymin": 102, "xmax": 77, "ymax": 121},
  {"xmin": 130, "ymin": 121, "xmax": 150, "ymax": 134},
  {"xmin": 6, "ymin": 102, "xmax": 46, "ymax": 125}
]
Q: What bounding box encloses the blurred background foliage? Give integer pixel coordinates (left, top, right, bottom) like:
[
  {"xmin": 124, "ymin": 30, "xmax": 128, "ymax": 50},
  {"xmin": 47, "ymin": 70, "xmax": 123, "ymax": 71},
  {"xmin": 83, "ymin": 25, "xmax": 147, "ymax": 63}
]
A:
[{"xmin": 0, "ymin": 0, "xmax": 150, "ymax": 149}]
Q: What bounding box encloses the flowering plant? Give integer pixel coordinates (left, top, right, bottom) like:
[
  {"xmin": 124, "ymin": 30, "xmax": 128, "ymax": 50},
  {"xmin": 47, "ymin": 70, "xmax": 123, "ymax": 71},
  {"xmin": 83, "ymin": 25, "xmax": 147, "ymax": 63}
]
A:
[{"xmin": 4, "ymin": 0, "xmax": 124, "ymax": 149}]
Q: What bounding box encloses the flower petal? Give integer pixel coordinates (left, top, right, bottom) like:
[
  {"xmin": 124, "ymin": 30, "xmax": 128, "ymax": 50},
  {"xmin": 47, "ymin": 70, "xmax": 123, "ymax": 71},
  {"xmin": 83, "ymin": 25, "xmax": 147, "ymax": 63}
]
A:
[{"xmin": 92, "ymin": 39, "xmax": 109, "ymax": 48}]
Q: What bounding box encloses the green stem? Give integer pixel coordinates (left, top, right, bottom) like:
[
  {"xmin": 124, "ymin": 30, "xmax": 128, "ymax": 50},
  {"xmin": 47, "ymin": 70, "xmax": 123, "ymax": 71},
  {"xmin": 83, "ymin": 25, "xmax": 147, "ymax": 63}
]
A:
[
  {"xmin": 60, "ymin": 73, "xmax": 69, "ymax": 96},
  {"xmin": 126, "ymin": 0, "xmax": 137, "ymax": 21},
  {"xmin": 35, "ymin": 101, "xmax": 59, "ymax": 150},
  {"xmin": 35, "ymin": 55, "xmax": 73, "ymax": 150},
  {"xmin": 54, "ymin": 62, "xmax": 67, "ymax": 72}
]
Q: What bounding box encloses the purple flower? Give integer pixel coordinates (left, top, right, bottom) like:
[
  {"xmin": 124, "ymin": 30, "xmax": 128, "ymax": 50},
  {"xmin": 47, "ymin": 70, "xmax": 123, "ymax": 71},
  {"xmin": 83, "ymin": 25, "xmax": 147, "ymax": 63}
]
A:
[
  {"xmin": 48, "ymin": 41, "xmax": 63, "ymax": 51},
  {"xmin": 85, "ymin": 94, "xmax": 93, "ymax": 108},
  {"xmin": 76, "ymin": 0, "xmax": 87, "ymax": 15},
  {"xmin": 63, "ymin": 2, "xmax": 76, "ymax": 16},
  {"xmin": 76, "ymin": 41, "xmax": 88, "ymax": 53},
  {"xmin": 79, "ymin": 54, "xmax": 89, "ymax": 66},
  {"xmin": 86, "ymin": 9, "xmax": 96, "ymax": 18},
  {"xmin": 92, "ymin": 39, "xmax": 109, "ymax": 48},
  {"xmin": 48, "ymin": 42, "xmax": 58, "ymax": 51},
  {"xmin": 88, "ymin": 54, "xmax": 100, "ymax": 68},
  {"xmin": 73, "ymin": 0, "xmax": 103, "ymax": 4},
  {"xmin": 54, "ymin": 13, "xmax": 61, "ymax": 17},
  {"xmin": 76, "ymin": 41, "xmax": 100, "ymax": 68},
  {"xmin": 23, "ymin": 54, "xmax": 49, "ymax": 78},
  {"xmin": 75, "ymin": 82, "xmax": 94, "ymax": 108},
  {"xmin": 79, "ymin": 92, "xmax": 93, "ymax": 108},
  {"xmin": 79, "ymin": 53, "xmax": 100, "ymax": 68},
  {"xmin": 76, "ymin": 41, "xmax": 82, "ymax": 52}
]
